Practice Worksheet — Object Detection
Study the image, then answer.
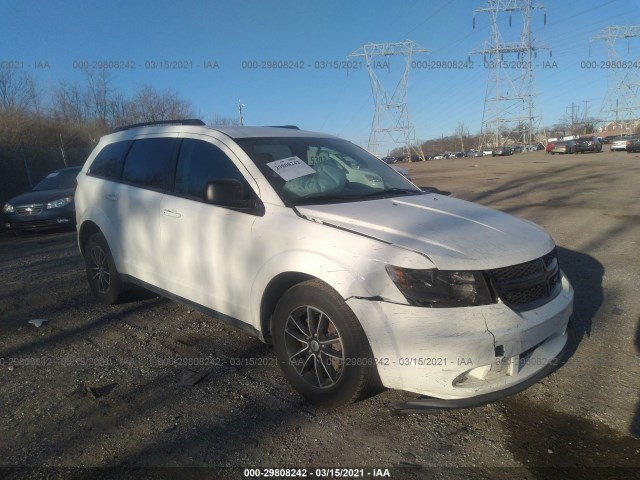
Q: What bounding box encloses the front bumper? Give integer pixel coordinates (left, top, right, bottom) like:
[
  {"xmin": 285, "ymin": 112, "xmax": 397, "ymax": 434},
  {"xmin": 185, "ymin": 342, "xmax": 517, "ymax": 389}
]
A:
[
  {"xmin": 347, "ymin": 272, "xmax": 573, "ymax": 403},
  {"xmin": 3, "ymin": 207, "xmax": 76, "ymax": 231}
]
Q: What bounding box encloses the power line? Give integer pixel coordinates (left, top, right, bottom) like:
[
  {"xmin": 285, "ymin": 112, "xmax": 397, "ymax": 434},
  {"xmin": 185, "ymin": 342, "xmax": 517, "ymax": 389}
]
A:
[
  {"xmin": 471, "ymin": 0, "xmax": 550, "ymax": 149},
  {"xmin": 590, "ymin": 25, "xmax": 640, "ymax": 133},
  {"xmin": 348, "ymin": 40, "xmax": 428, "ymax": 158}
]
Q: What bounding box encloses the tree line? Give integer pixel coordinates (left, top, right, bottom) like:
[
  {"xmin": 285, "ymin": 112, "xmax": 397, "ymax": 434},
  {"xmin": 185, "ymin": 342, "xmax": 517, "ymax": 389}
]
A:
[{"xmin": 0, "ymin": 66, "xmax": 236, "ymax": 204}]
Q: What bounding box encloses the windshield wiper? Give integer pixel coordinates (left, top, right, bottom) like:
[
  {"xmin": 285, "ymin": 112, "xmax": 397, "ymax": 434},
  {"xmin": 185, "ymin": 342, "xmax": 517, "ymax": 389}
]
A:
[
  {"xmin": 356, "ymin": 188, "xmax": 423, "ymax": 199},
  {"xmin": 291, "ymin": 193, "xmax": 359, "ymax": 206}
]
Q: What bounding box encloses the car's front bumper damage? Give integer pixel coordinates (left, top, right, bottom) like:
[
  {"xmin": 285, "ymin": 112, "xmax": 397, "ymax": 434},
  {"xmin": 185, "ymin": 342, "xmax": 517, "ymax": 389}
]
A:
[{"xmin": 346, "ymin": 272, "xmax": 574, "ymax": 408}]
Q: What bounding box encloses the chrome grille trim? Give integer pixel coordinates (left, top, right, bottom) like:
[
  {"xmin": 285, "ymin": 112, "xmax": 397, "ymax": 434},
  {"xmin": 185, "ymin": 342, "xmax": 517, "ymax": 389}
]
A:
[{"xmin": 15, "ymin": 204, "xmax": 44, "ymax": 216}]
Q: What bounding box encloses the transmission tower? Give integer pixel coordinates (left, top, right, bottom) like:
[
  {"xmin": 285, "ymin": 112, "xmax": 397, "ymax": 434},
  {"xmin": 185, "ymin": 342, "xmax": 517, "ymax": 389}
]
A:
[
  {"xmin": 349, "ymin": 41, "xmax": 428, "ymax": 159},
  {"xmin": 590, "ymin": 26, "xmax": 640, "ymax": 134},
  {"xmin": 471, "ymin": 0, "xmax": 549, "ymax": 150}
]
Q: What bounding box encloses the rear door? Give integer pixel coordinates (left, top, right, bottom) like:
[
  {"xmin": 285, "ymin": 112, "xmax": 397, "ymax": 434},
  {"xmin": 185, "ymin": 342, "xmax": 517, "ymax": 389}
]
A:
[{"xmin": 116, "ymin": 136, "xmax": 180, "ymax": 283}]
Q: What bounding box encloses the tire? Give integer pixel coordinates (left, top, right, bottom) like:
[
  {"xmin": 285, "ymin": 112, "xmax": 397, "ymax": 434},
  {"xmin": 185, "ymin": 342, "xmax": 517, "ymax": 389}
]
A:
[
  {"xmin": 272, "ymin": 279, "xmax": 372, "ymax": 407},
  {"xmin": 84, "ymin": 232, "xmax": 126, "ymax": 304}
]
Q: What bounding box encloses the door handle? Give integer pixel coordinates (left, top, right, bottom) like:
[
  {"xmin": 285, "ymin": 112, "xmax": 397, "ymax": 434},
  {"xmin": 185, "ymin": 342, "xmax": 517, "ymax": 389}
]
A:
[
  {"xmin": 105, "ymin": 193, "xmax": 118, "ymax": 201},
  {"xmin": 162, "ymin": 208, "xmax": 181, "ymax": 218}
]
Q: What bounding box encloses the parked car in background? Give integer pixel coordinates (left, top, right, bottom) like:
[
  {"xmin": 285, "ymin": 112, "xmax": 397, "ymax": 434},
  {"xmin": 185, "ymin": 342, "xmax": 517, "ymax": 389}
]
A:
[
  {"xmin": 573, "ymin": 136, "xmax": 602, "ymax": 153},
  {"xmin": 382, "ymin": 156, "xmax": 397, "ymax": 164},
  {"xmin": 492, "ymin": 146, "xmax": 513, "ymax": 156},
  {"xmin": 550, "ymin": 141, "xmax": 575, "ymax": 155},
  {"xmin": 482, "ymin": 149, "xmax": 494, "ymax": 156},
  {"xmin": 611, "ymin": 137, "xmax": 631, "ymax": 152},
  {"xmin": 601, "ymin": 136, "xmax": 616, "ymax": 145},
  {"xmin": 625, "ymin": 137, "xmax": 640, "ymax": 153},
  {"xmin": 512, "ymin": 145, "xmax": 524, "ymax": 153},
  {"xmin": 2, "ymin": 166, "xmax": 81, "ymax": 232}
]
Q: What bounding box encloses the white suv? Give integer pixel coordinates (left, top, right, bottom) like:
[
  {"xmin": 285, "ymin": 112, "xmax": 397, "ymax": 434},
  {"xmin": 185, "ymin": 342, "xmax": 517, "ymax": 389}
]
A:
[{"xmin": 76, "ymin": 120, "xmax": 574, "ymax": 408}]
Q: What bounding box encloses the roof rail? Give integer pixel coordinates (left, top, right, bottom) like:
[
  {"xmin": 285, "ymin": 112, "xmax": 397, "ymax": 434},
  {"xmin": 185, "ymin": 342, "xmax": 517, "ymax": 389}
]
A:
[
  {"xmin": 112, "ymin": 118, "xmax": 206, "ymax": 133},
  {"xmin": 265, "ymin": 125, "xmax": 300, "ymax": 130}
]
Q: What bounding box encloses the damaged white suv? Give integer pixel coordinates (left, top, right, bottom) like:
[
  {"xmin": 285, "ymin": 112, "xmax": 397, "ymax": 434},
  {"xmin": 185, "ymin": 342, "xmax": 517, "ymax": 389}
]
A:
[{"xmin": 75, "ymin": 120, "xmax": 573, "ymax": 408}]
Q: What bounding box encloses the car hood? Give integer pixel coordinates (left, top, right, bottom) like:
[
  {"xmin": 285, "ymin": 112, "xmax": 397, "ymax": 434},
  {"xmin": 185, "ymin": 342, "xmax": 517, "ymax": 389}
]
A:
[
  {"xmin": 7, "ymin": 188, "xmax": 75, "ymax": 206},
  {"xmin": 296, "ymin": 193, "xmax": 555, "ymax": 270}
]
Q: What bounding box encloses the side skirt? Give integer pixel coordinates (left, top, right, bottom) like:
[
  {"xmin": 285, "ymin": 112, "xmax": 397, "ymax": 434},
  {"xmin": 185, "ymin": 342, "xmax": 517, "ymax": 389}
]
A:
[{"xmin": 120, "ymin": 274, "xmax": 265, "ymax": 342}]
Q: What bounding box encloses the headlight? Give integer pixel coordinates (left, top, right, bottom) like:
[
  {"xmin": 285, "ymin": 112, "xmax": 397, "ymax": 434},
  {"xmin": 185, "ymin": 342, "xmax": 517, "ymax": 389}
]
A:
[
  {"xmin": 3, "ymin": 203, "xmax": 14, "ymax": 213},
  {"xmin": 46, "ymin": 196, "xmax": 73, "ymax": 209},
  {"xmin": 385, "ymin": 265, "xmax": 494, "ymax": 307}
]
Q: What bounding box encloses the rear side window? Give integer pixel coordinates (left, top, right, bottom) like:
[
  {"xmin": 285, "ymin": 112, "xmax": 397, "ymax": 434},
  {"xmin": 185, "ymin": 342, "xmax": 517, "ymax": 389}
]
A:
[
  {"xmin": 88, "ymin": 140, "xmax": 131, "ymax": 179},
  {"xmin": 121, "ymin": 138, "xmax": 179, "ymax": 190},
  {"xmin": 174, "ymin": 139, "xmax": 252, "ymax": 200}
]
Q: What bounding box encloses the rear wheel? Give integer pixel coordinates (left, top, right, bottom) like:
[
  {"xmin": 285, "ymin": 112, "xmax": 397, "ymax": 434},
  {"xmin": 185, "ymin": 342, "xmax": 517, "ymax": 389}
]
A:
[
  {"xmin": 273, "ymin": 280, "xmax": 373, "ymax": 407},
  {"xmin": 84, "ymin": 233, "xmax": 126, "ymax": 304}
]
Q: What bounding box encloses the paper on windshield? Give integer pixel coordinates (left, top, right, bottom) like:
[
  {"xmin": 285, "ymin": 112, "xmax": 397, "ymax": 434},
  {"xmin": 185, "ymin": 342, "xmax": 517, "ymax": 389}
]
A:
[{"xmin": 267, "ymin": 156, "xmax": 316, "ymax": 181}]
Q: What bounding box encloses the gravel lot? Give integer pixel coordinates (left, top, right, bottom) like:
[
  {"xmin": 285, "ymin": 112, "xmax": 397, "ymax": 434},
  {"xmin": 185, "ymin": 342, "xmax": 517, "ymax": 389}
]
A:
[{"xmin": 1, "ymin": 149, "xmax": 638, "ymax": 479}]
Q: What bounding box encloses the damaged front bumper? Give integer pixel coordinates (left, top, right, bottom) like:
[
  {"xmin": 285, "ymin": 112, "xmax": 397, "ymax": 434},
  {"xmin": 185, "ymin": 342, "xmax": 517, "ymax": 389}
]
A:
[{"xmin": 346, "ymin": 272, "xmax": 573, "ymax": 408}]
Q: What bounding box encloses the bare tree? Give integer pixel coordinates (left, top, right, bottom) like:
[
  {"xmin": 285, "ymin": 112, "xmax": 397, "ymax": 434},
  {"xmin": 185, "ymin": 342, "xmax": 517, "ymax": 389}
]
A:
[
  {"xmin": 128, "ymin": 85, "xmax": 193, "ymax": 123},
  {"xmin": 51, "ymin": 81, "xmax": 87, "ymax": 123},
  {"xmin": 83, "ymin": 69, "xmax": 115, "ymax": 125},
  {"xmin": 454, "ymin": 122, "xmax": 468, "ymax": 151},
  {"xmin": 0, "ymin": 66, "xmax": 39, "ymax": 113}
]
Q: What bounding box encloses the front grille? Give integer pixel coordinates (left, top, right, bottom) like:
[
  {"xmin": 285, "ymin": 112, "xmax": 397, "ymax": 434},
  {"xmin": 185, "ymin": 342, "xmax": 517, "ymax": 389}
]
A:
[
  {"xmin": 15, "ymin": 204, "xmax": 44, "ymax": 216},
  {"xmin": 489, "ymin": 249, "xmax": 561, "ymax": 311}
]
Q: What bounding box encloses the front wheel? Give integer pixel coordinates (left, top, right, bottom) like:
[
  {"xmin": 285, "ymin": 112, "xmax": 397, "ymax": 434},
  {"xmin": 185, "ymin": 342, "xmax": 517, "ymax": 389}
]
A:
[
  {"xmin": 272, "ymin": 280, "xmax": 373, "ymax": 407},
  {"xmin": 84, "ymin": 232, "xmax": 126, "ymax": 304}
]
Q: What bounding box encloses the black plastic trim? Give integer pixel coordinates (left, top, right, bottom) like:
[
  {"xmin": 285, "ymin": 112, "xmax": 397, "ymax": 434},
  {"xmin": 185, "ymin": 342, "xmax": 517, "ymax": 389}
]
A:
[{"xmin": 121, "ymin": 274, "xmax": 263, "ymax": 340}]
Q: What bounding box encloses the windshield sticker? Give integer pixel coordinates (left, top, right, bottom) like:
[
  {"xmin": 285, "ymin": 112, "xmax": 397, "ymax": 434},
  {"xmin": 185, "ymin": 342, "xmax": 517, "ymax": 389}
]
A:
[
  {"xmin": 267, "ymin": 156, "xmax": 316, "ymax": 181},
  {"xmin": 46, "ymin": 172, "xmax": 60, "ymax": 178}
]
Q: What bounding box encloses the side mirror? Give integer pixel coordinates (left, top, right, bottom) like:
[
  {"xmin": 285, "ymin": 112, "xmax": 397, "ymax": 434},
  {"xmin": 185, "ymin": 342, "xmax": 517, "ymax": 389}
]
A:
[{"xmin": 204, "ymin": 179, "xmax": 253, "ymax": 209}]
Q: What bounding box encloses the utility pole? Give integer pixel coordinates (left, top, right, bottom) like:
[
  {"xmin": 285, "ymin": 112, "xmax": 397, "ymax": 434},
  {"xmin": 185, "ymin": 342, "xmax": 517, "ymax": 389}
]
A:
[
  {"xmin": 590, "ymin": 26, "xmax": 640, "ymax": 134},
  {"xmin": 238, "ymin": 99, "xmax": 245, "ymax": 126},
  {"xmin": 566, "ymin": 102, "xmax": 578, "ymax": 135},
  {"xmin": 59, "ymin": 133, "xmax": 68, "ymax": 167},
  {"xmin": 349, "ymin": 40, "xmax": 428, "ymax": 159},
  {"xmin": 582, "ymin": 99, "xmax": 590, "ymax": 133},
  {"xmin": 471, "ymin": 0, "xmax": 549, "ymax": 150}
]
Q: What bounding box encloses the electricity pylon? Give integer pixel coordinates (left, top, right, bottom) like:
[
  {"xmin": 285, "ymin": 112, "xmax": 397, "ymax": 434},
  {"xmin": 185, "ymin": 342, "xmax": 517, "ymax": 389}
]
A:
[
  {"xmin": 590, "ymin": 26, "xmax": 640, "ymax": 134},
  {"xmin": 349, "ymin": 40, "xmax": 428, "ymax": 159},
  {"xmin": 471, "ymin": 0, "xmax": 549, "ymax": 150}
]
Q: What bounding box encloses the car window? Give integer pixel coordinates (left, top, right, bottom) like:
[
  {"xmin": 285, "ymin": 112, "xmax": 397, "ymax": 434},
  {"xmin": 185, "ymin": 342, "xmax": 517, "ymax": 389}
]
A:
[
  {"xmin": 174, "ymin": 139, "xmax": 252, "ymax": 200},
  {"xmin": 88, "ymin": 140, "xmax": 132, "ymax": 180},
  {"xmin": 236, "ymin": 137, "xmax": 420, "ymax": 206},
  {"xmin": 32, "ymin": 168, "xmax": 80, "ymax": 191},
  {"xmin": 121, "ymin": 138, "xmax": 179, "ymax": 190}
]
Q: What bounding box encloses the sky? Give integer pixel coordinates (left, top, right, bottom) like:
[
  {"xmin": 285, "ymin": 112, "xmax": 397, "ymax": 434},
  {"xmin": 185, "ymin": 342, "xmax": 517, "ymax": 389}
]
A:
[{"xmin": 1, "ymin": 0, "xmax": 640, "ymax": 152}]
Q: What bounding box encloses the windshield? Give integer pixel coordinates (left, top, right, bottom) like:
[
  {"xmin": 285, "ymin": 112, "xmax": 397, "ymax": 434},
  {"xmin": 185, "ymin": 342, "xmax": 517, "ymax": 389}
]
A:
[
  {"xmin": 33, "ymin": 168, "xmax": 80, "ymax": 191},
  {"xmin": 236, "ymin": 137, "xmax": 422, "ymax": 206}
]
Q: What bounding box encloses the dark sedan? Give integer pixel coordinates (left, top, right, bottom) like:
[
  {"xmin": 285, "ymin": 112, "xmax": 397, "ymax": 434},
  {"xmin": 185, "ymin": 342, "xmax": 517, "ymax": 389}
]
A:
[
  {"xmin": 574, "ymin": 136, "xmax": 602, "ymax": 153},
  {"xmin": 2, "ymin": 166, "xmax": 81, "ymax": 231},
  {"xmin": 492, "ymin": 146, "xmax": 513, "ymax": 156},
  {"xmin": 626, "ymin": 138, "xmax": 640, "ymax": 153}
]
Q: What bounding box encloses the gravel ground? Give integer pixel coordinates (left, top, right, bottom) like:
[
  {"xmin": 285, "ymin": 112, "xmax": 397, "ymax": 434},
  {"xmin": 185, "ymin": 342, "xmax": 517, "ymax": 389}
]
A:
[{"xmin": 0, "ymin": 150, "xmax": 638, "ymax": 479}]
